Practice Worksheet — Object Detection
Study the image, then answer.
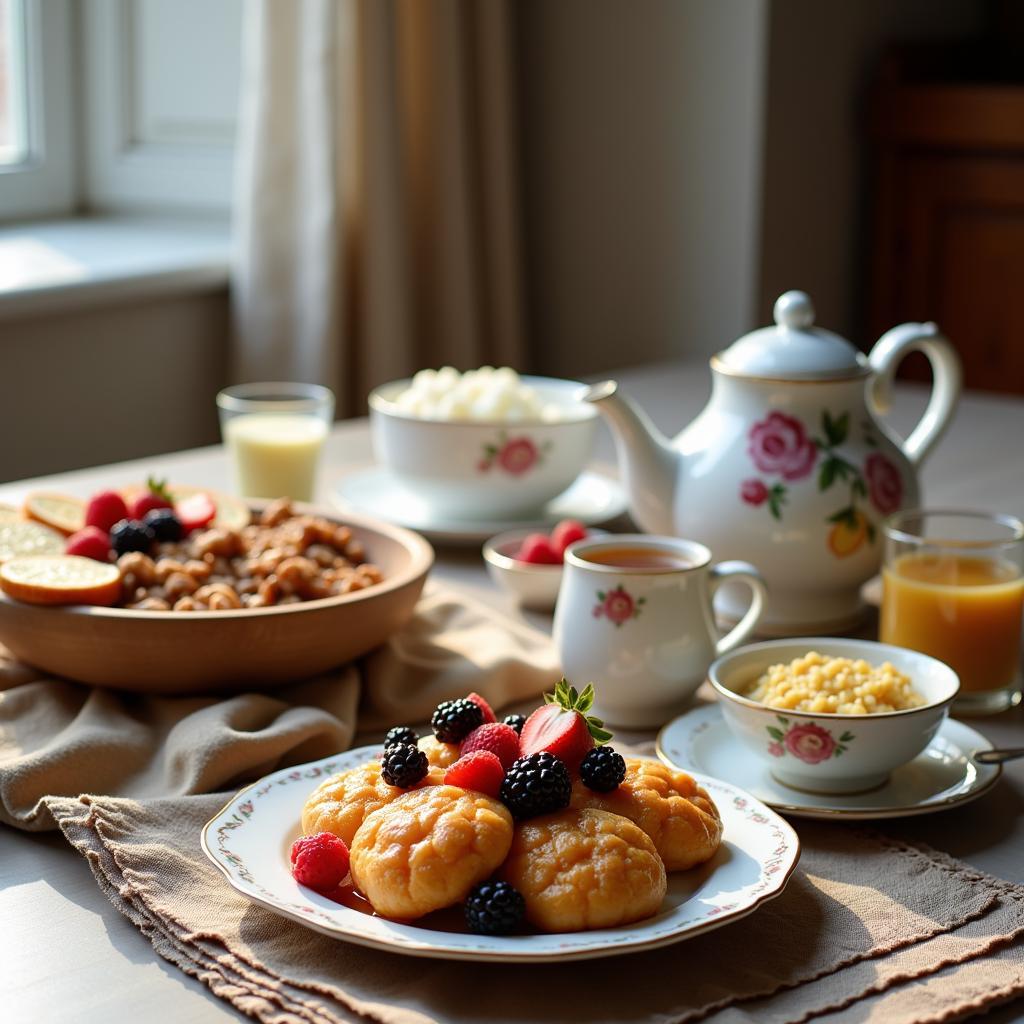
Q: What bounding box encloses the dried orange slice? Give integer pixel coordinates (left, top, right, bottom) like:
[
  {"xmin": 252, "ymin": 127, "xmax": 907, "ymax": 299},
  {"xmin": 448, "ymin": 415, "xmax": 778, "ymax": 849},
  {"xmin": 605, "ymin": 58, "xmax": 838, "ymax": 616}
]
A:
[
  {"xmin": 0, "ymin": 519, "xmax": 65, "ymax": 563},
  {"xmin": 24, "ymin": 492, "xmax": 86, "ymax": 536},
  {"xmin": 0, "ymin": 555, "xmax": 121, "ymax": 606}
]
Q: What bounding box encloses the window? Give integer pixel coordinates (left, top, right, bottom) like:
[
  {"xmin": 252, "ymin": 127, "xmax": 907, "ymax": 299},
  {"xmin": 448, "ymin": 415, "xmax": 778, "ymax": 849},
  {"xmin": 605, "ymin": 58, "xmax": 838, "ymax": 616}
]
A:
[{"xmin": 0, "ymin": 0, "xmax": 242, "ymax": 222}]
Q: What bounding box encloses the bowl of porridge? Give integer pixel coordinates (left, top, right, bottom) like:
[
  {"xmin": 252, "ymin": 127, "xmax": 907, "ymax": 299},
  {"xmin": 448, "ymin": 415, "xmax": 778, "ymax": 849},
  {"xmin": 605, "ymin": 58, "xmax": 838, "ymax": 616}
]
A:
[{"xmin": 708, "ymin": 638, "xmax": 959, "ymax": 794}]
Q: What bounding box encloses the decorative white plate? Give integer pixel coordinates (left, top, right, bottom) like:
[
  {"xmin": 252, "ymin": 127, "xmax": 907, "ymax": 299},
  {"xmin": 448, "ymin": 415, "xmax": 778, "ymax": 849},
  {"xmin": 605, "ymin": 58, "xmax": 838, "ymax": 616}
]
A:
[
  {"xmin": 658, "ymin": 704, "xmax": 1002, "ymax": 821},
  {"xmin": 331, "ymin": 467, "xmax": 628, "ymax": 545},
  {"xmin": 201, "ymin": 746, "xmax": 800, "ymax": 963}
]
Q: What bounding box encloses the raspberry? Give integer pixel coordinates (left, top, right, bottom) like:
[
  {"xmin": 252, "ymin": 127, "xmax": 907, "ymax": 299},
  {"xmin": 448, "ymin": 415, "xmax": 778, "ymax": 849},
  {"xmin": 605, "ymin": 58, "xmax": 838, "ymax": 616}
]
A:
[
  {"xmin": 290, "ymin": 832, "xmax": 350, "ymax": 891},
  {"xmin": 466, "ymin": 691, "xmax": 497, "ymax": 724},
  {"xmin": 500, "ymin": 752, "xmax": 571, "ymax": 820},
  {"xmin": 516, "ymin": 533, "xmax": 561, "ymax": 565},
  {"xmin": 460, "ymin": 722, "xmax": 520, "ymax": 770},
  {"xmin": 502, "ymin": 713, "xmax": 526, "ymax": 735},
  {"xmin": 431, "ymin": 698, "xmax": 484, "ymax": 743},
  {"xmin": 464, "ymin": 880, "xmax": 525, "ymax": 935},
  {"xmin": 579, "ymin": 745, "xmax": 626, "ymax": 792},
  {"xmin": 444, "ymin": 750, "xmax": 505, "ymax": 798},
  {"xmin": 84, "ymin": 490, "xmax": 129, "ymax": 534},
  {"xmin": 65, "ymin": 526, "xmax": 111, "ymax": 562},
  {"xmin": 380, "ymin": 742, "xmax": 429, "ymax": 788},
  {"xmin": 550, "ymin": 519, "xmax": 588, "ymax": 555}
]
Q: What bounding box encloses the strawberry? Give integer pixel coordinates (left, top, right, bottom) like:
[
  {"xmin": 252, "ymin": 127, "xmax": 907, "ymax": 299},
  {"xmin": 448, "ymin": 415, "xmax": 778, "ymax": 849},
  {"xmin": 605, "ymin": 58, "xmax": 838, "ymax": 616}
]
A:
[
  {"xmin": 65, "ymin": 526, "xmax": 112, "ymax": 562},
  {"xmin": 84, "ymin": 490, "xmax": 129, "ymax": 534},
  {"xmin": 550, "ymin": 519, "xmax": 588, "ymax": 555},
  {"xmin": 516, "ymin": 532, "xmax": 560, "ymax": 565},
  {"xmin": 460, "ymin": 722, "xmax": 520, "ymax": 770},
  {"xmin": 129, "ymin": 476, "xmax": 174, "ymax": 520},
  {"xmin": 444, "ymin": 750, "xmax": 505, "ymax": 798},
  {"xmin": 466, "ymin": 691, "xmax": 496, "ymax": 724},
  {"xmin": 176, "ymin": 492, "xmax": 216, "ymax": 533},
  {"xmin": 519, "ymin": 680, "xmax": 612, "ymax": 772}
]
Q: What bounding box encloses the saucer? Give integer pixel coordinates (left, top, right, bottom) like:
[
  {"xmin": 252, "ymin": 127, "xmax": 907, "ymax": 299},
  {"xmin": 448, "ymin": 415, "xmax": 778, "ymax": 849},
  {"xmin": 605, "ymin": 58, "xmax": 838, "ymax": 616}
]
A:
[
  {"xmin": 657, "ymin": 704, "xmax": 1002, "ymax": 821},
  {"xmin": 332, "ymin": 466, "xmax": 628, "ymax": 545}
]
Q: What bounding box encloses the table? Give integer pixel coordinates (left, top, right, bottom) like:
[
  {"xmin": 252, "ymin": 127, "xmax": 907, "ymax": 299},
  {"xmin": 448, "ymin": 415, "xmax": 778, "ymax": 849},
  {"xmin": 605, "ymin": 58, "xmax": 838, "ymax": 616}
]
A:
[{"xmin": 2, "ymin": 361, "xmax": 1022, "ymax": 1023}]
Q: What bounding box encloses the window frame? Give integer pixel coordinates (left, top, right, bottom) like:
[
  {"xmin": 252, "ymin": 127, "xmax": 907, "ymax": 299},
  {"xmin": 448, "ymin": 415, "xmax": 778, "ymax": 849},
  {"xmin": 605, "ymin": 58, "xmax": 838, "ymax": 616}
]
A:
[{"xmin": 0, "ymin": 0, "xmax": 76, "ymax": 221}]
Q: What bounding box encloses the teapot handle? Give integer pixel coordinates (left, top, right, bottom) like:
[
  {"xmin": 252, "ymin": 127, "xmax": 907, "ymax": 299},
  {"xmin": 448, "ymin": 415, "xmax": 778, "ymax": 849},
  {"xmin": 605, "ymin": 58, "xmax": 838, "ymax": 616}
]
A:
[{"xmin": 867, "ymin": 323, "xmax": 962, "ymax": 467}]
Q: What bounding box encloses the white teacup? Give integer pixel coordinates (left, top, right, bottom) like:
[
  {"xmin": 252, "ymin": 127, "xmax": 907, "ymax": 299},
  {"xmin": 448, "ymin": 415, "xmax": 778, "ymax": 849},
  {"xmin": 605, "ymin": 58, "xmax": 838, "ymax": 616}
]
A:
[{"xmin": 553, "ymin": 535, "xmax": 767, "ymax": 728}]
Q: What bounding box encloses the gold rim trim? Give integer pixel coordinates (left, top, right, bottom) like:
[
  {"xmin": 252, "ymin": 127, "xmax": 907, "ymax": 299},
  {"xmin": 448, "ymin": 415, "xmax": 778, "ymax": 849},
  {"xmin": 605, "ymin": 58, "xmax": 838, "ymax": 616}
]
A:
[{"xmin": 200, "ymin": 751, "xmax": 802, "ymax": 962}]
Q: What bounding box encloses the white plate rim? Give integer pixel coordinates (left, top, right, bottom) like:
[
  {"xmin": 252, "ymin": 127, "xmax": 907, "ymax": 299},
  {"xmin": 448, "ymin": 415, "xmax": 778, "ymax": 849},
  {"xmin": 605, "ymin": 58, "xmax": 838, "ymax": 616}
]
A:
[
  {"xmin": 201, "ymin": 746, "xmax": 801, "ymax": 963},
  {"xmin": 331, "ymin": 466, "xmax": 628, "ymax": 543},
  {"xmin": 657, "ymin": 704, "xmax": 1003, "ymax": 821}
]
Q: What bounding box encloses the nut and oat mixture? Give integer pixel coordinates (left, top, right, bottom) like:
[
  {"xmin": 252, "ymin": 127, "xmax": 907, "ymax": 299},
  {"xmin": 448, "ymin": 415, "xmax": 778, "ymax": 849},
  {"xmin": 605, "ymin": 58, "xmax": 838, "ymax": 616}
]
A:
[
  {"xmin": 117, "ymin": 498, "xmax": 383, "ymax": 611},
  {"xmin": 744, "ymin": 651, "xmax": 925, "ymax": 715}
]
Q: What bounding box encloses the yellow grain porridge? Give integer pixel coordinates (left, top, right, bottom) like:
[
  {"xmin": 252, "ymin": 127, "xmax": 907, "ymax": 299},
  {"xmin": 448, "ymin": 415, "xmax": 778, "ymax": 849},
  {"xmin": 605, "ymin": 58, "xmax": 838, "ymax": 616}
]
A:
[{"xmin": 745, "ymin": 652, "xmax": 925, "ymax": 714}]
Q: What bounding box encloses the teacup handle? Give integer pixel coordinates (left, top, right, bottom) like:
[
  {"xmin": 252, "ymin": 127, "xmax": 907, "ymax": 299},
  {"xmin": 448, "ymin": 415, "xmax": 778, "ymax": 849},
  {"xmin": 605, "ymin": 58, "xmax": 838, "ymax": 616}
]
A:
[{"xmin": 709, "ymin": 561, "xmax": 768, "ymax": 656}]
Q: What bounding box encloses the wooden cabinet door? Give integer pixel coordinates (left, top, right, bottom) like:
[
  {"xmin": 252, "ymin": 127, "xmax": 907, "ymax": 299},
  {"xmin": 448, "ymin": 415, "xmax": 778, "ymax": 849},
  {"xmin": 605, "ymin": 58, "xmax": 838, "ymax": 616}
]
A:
[{"xmin": 871, "ymin": 153, "xmax": 1024, "ymax": 394}]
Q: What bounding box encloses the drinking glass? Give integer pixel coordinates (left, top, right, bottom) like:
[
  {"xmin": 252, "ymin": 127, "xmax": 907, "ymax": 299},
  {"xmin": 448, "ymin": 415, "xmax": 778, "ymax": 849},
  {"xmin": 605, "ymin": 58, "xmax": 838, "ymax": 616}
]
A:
[
  {"xmin": 880, "ymin": 509, "xmax": 1024, "ymax": 714},
  {"xmin": 217, "ymin": 383, "xmax": 334, "ymax": 502}
]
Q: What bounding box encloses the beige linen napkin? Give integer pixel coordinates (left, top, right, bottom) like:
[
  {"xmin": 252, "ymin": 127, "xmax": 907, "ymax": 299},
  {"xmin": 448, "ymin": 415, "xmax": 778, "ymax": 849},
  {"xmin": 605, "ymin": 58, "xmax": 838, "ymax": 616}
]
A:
[
  {"xmin": 43, "ymin": 794, "xmax": 1024, "ymax": 1024},
  {"xmin": 0, "ymin": 585, "xmax": 560, "ymax": 831}
]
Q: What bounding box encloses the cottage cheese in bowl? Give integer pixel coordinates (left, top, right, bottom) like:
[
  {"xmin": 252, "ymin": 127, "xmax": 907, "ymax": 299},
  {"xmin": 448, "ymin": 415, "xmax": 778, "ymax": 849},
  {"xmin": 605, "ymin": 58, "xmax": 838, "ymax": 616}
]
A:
[
  {"xmin": 369, "ymin": 369, "xmax": 597, "ymax": 518},
  {"xmin": 393, "ymin": 367, "xmax": 567, "ymax": 423}
]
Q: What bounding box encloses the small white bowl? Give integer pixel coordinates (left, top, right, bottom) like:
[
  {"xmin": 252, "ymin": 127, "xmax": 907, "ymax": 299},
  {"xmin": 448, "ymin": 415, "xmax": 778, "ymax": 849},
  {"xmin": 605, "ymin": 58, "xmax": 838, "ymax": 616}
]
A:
[
  {"xmin": 483, "ymin": 529, "xmax": 606, "ymax": 610},
  {"xmin": 369, "ymin": 376, "xmax": 597, "ymax": 519},
  {"xmin": 709, "ymin": 638, "xmax": 960, "ymax": 795}
]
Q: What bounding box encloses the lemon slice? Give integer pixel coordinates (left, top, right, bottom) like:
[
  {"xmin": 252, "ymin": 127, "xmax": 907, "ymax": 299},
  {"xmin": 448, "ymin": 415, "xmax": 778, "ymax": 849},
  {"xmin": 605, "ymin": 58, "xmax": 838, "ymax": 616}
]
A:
[
  {"xmin": 0, "ymin": 519, "xmax": 65, "ymax": 563},
  {"xmin": 24, "ymin": 492, "xmax": 86, "ymax": 536},
  {"xmin": 0, "ymin": 555, "xmax": 122, "ymax": 606}
]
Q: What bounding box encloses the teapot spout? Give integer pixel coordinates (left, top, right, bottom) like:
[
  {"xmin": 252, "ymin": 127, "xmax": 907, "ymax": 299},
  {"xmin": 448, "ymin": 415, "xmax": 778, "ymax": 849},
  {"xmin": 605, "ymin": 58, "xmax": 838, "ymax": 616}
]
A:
[{"xmin": 583, "ymin": 381, "xmax": 679, "ymax": 535}]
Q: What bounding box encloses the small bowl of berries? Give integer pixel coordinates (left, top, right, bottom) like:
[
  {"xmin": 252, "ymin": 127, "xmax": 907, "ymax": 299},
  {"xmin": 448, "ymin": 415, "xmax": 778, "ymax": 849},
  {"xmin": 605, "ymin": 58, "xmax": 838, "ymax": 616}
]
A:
[{"xmin": 482, "ymin": 519, "xmax": 603, "ymax": 611}]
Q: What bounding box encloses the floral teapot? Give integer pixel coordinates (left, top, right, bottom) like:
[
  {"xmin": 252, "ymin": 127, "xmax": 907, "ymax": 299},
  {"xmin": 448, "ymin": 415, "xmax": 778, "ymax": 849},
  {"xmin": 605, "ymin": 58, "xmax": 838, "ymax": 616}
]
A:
[{"xmin": 585, "ymin": 291, "xmax": 962, "ymax": 634}]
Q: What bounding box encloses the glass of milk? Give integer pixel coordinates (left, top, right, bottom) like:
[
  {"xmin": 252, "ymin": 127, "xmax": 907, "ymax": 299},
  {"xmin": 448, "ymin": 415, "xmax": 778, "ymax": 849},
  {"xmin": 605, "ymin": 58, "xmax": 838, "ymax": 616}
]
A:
[{"xmin": 216, "ymin": 383, "xmax": 334, "ymax": 502}]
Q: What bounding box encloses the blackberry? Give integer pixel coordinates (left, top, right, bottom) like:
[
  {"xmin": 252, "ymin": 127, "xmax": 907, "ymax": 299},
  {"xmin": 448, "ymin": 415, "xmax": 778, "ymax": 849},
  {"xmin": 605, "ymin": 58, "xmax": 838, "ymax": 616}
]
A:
[
  {"xmin": 501, "ymin": 713, "xmax": 526, "ymax": 735},
  {"xmin": 143, "ymin": 508, "xmax": 183, "ymax": 543},
  {"xmin": 464, "ymin": 880, "xmax": 525, "ymax": 936},
  {"xmin": 499, "ymin": 752, "xmax": 571, "ymax": 820},
  {"xmin": 110, "ymin": 519, "xmax": 155, "ymax": 557},
  {"xmin": 431, "ymin": 698, "xmax": 484, "ymax": 744},
  {"xmin": 383, "ymin": 725, "xmax": 419, "ymax": 750},
  {"xmin": 579, "ymin": 745, "xmax": 626, "ymax": 792},
  {"xmin": 380, "ymin": 742, "xmax": 429, "ymax": 788}
]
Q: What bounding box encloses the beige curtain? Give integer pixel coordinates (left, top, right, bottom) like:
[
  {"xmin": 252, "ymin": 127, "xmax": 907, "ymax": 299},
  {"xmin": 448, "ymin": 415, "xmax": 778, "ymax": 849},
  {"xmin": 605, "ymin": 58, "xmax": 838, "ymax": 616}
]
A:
[{"xmin": 232, "ymin": 0, "xmax": 527, "ymax": 417}]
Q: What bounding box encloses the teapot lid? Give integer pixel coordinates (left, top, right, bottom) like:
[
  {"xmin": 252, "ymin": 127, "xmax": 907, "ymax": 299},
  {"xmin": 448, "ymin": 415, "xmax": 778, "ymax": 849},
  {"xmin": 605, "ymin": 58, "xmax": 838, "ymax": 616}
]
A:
[{"xmin": 715, "ymin": 291, "xmax": 867, "ymax": 379}]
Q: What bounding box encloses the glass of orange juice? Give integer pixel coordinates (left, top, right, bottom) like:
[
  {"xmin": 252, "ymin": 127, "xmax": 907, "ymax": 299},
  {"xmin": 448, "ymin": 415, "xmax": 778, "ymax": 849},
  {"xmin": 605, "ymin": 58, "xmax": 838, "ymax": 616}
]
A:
[
  {"xmin": 881, "ymin": 509, "xmax": 1024, "ymax": 714},
  {"xmin": 217, "ymin": 383, "xmax": 334, "ymax": 502}
]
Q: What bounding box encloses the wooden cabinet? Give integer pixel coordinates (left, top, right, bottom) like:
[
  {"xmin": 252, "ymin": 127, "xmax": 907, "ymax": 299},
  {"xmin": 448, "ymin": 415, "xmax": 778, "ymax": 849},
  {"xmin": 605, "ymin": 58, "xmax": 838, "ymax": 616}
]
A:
[{"xmin": 869, "ymin": 60, "xmax": 1024, "ymax": 394}]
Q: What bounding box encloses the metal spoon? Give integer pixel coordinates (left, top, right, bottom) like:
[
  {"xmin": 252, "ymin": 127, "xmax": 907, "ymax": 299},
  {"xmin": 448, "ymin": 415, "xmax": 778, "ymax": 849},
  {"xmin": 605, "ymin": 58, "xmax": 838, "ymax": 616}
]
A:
[{"xmin": 972, "ymin": 747, "xmax": 1024, "ymax": 765}]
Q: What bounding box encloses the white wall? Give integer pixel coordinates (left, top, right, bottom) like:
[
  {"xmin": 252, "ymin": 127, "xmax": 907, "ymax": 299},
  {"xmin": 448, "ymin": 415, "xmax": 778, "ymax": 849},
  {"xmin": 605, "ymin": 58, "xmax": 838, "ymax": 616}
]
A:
[{"xmin": 519, "ymin": 0, "xmax": 769, "ymax": 377}]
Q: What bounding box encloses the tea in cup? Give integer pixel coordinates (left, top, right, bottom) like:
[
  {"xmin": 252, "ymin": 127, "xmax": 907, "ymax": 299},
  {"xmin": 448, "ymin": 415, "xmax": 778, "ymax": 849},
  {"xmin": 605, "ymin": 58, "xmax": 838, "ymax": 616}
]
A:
[
  {"xmin": 881, "ymin": 509, "xmax": 1024, "ymax": 714},
  {"xmin": 553, "ymin": 535, "xmax": 767, "ymax": 728}
]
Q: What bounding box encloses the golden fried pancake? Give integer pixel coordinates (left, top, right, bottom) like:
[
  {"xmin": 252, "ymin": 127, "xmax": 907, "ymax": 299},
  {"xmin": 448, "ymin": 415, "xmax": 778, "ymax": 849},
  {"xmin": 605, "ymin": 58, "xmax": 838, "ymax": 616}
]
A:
[
  {"xmin": 350, "ymin": 785, "xmax": 513, "ymax": 920},
  {"xmin": 571, "ymin": 758, "xmax": 722, "ymax": 870},
  {"xmin": 300, "ymin": 759, "xmax": 443, "ymax": 846},
  {"xmin": 501, "ymin": 808, "xmax": 666, "ymax": 932},
  {"xmin": 418, "ymin": 735, "xmax": 460, "ymax": 769}
]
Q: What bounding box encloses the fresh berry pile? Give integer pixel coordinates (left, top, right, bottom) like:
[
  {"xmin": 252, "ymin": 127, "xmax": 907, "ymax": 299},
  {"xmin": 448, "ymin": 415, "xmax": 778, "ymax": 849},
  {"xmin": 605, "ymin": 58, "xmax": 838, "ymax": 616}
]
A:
[
  {"xmin": 431, "ymin": 697, "xmax": 484, "ymax": 743},
  {"xmin": 64, "ymin": 477, "xmax": 211, "ymax": 565},
  {"xmin": 514, "ymin": 519, "xmax": 589, "ymax": 565},
  {"xmin": 380, "ymin": 742, "xmax": 429, "ymax": 788}
]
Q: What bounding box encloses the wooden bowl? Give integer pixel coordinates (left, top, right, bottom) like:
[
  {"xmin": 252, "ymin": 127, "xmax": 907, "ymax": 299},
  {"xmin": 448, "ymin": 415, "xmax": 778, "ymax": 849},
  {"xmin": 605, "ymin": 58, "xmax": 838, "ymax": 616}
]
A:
[{"xmin": 0, "ymin": 506, "xmax": 433, "ymax": 693}]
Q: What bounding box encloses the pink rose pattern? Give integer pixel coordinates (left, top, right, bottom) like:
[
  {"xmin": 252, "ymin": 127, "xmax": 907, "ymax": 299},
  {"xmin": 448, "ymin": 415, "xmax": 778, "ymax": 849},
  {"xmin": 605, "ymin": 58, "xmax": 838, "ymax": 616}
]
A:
[
  {"xmin": 593, "ymin": 584, "xmax": 645, "ymax": 627},
  {"xmin": 766, "ymin": 715, "xmax": 853, "ymax": 763},
  {"xmin": 742, "ymin": 409, "xmax": 904, "ymax": 557},
  {"xmin": 478, "ymin": 432, "xmax": 552, "ymax": 475},
  {"xmin": 864, "ymin": 451, "xmax": 902, "ymax": 516},
  {"xmin": 748, "ymin": 412, "xmax": 818, "ymax": 481}
]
